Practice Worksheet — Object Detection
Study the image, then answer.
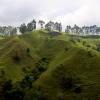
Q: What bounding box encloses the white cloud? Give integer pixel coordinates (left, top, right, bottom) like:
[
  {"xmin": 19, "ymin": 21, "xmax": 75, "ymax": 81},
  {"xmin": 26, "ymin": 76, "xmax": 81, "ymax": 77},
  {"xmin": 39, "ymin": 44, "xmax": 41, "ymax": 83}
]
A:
[
  {"xmin": 54, "ymin": 0, "xmax": 100, "ymax": 31},
  {"xmin": 0, "ymin": 0, "xmax": 100, "ymax": 31}
]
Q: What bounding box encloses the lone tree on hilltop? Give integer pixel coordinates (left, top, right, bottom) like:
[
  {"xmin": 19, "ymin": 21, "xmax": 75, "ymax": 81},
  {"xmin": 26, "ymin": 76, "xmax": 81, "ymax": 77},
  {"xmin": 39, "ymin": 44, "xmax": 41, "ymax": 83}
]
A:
[{"xmin": 38, "ymin": 20, "xmax": 45, "ymax": 28}]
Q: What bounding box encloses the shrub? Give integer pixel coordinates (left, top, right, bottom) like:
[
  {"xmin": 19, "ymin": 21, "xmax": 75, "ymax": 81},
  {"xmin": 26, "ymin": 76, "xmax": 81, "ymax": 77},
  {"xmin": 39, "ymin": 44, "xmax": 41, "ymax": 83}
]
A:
[
  {"xmin": 97, "ymin": 46, "xmax": 100, "ymax": 52},
  {"xmin": 62, "ymin": 75, "xmax": 72, "ymax": 89},
  {"xmin": 4, "ymin": 85, "xmax": 25, "ymax": 100},
  {"xmin": 65, "ymin": 47, "xmax": 68, "ymax": 51},
  {"xmin": 87, "ymin": 44, "xmax": 90, "ymax": 47},
  {"xmin": 3, "ymin": 79, "xmax": 13, "ymax": 92},
  {"xmin": 74, "ymin": 84, "xmax": 81, "ymax": 93},
  {"xmin": 22, "ymin": 67, "xmax": 27, "ymax": 72},
  {"xmin": 38, "ymin": 65, "xmax": 45, "ymax": 72},
  {"xmin": 82, "ymin": 41, "xmax": 86, "ymax": 46},
  {"xmin": 27, "ymin": 48, "xmax": 30, "ymax": 53},
  {"xmin": 77, "ymin": 39, "xmax": 81, "ymax": 42},
  {"xmin": 88, "ymin": 51, "xmax": 92, "ymax": 56},
  {"xmin": 70, "ymin": 38, "xmax": 76, "ymax": 44}
]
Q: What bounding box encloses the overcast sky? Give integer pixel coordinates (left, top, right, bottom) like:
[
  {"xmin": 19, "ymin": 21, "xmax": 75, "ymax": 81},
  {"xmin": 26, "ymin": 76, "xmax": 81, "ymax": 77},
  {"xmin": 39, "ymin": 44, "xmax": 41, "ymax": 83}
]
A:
[{"xmin": 0, "ymin": 0, "xmax": 100, "ymax": 31}]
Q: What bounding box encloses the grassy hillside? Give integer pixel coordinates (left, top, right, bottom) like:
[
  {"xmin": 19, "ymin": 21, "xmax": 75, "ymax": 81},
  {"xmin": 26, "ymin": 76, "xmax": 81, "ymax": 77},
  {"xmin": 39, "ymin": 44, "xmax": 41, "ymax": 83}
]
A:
[{"xmin": 0, "ymin": 29, "xmax": 100, "ymax": 99}]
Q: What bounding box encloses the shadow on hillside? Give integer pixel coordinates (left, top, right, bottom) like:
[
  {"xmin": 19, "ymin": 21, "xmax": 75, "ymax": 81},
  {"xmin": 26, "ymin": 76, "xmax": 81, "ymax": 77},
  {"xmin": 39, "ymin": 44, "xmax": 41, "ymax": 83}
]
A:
[
  {"xmin": 39, "ymin": 30, "xmax": 61, "ymax": 37},
  {"xmin": 80, "ymin": 35, "xmax": 100, "ymax": 39},
  {"xmin": 48, "ymin": 32, "xmax": 61, "ymax": 37}
]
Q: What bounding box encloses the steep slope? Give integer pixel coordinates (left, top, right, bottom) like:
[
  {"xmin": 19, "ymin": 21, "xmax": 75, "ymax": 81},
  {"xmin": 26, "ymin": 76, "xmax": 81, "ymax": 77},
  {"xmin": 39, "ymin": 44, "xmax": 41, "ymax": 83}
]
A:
[
  {"xmin": 0, "ymin": 30, "xmax": 100, "ymax": 99},
  {"xmin": 0, "ymin": 35, "xmax": 40, "ymax": 81}
]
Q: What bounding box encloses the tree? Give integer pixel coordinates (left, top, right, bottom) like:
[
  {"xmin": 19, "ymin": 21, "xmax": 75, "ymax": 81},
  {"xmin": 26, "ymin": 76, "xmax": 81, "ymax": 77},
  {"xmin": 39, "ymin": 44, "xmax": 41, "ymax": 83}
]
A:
[
  {"xmin": 55, "ymin": 22, "xmax": 62, "ymax": 32},
  {"xmin": 45, "ymin": 21, "xmax": 54, "ymax": 30},
  {"xmin": 19, "ymin": 23, "xmax": 27, "ymax": 34},
  {"xmin": 27, "ymin": 20, "xmax": 36, "ymax": 31},
  {"xmin": 38, "ymin": 20, "xmax": 45, "ymax": 28},
  {"xmin": 10, "ymin": 27, "xmax": 17, "ymax": 36},
  {"xmin": 32, "ymin": 19, "xmax": 36, "ymax": 29}
]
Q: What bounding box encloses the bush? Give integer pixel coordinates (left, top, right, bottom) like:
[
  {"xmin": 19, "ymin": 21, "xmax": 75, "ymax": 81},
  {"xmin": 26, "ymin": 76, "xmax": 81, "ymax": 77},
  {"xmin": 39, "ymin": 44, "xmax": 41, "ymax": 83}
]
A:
[
  {"xmin": 4, "ymin": 85, "xmax": 25, "ymax": 100},
  {"xmin": 82, "ymin": 41, "xmax": 86, "ymax": 46},
  {"xmin": 14, "ymin": 54, "xmax": 20, "ymax": 60},
  {"xmin": 27, "ymin": 48, "xmax": 30, "ymax": 53},
  {"xmin": 88, "ymin": 51, "xmax": 92, "ymax": 56},
  {"xmin": 74, "ymin": 84, "xmax": 81, "ymax": 93},
  {"xmin": 22, "ymin": 67, "xmax": 27, "ymax": 72},
  {"xmin": 62, "ymin": 75, "xmax": 72, "ymax": 89},
  {"xmin": 87, "ymin": 44, "xmax": 90, "ymax": 47},
  {"xmin": 3, "ymin": 79, "xmax": 13, "ymax": 92},
  {"xmin": 77, "ymin": 39, "xmax": 81, "ymax": 42},
  {"xmin": 65, "ymin": 47, "xmax": 68, "ymax": 51},
  {"xmin": 97, "ymin": 46, "xmax": 100, "ymax": 52},
  {"xmin": 70, "ymin": 38, "xmax": 76, "ymax": 44}
]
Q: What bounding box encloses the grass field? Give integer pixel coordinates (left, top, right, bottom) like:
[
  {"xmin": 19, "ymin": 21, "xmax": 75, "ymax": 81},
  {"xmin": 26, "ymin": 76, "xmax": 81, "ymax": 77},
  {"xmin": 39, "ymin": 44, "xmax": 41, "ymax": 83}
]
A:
[{"xmin": 0, "ymin": 29, "xmax": 100, "ymax": 99}]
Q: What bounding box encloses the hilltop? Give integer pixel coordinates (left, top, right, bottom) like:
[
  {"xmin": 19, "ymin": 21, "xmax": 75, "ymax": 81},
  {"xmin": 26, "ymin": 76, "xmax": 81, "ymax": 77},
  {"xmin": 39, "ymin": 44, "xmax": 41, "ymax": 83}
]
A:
[{"xmin": 0, "ymin": 29, "xmax": 100, "ymax": 100}]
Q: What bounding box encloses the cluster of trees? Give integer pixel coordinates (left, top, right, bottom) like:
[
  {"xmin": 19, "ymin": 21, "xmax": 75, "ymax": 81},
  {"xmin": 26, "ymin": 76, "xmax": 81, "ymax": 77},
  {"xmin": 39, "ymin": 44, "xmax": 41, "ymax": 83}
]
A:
[
  {"xmin": 0, "ymin": 26, "xmax": 17, "ymax": 36},
  {"xmin": 19, "ymin": 19, "xmax": 36, "ymax": 34},
  {"xmin": 0, "ymin": 77, "xmax": 45, "ymax": 100},
  {"xmin": 65, "ymin": 24, "xmax": 100, "ymax": 35},
  {"xmin": 1, "ymin": 19, "xmax": 100, "ymax": 36},
  {"xmin": 45, "ymin": 21, "xmax": 62, "ymax": 32},
  {"xmin": 19, "ymin": 20, "xmax": 62, "ymax": 34}
]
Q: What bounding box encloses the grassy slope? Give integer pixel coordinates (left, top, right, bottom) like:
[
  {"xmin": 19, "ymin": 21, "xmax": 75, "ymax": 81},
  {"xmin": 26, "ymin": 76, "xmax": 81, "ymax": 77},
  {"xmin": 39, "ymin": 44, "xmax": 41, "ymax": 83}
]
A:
[{"xmin": 0, "ymin": 30, "xmax": 100, "ymax": 99}]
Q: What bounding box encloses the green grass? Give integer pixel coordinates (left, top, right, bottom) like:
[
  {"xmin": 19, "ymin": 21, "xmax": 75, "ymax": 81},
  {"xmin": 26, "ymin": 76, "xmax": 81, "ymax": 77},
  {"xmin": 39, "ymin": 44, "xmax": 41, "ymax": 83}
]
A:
[{"xmin": 0, "ymin": 30, "xmax": 100, "ymax": 99}]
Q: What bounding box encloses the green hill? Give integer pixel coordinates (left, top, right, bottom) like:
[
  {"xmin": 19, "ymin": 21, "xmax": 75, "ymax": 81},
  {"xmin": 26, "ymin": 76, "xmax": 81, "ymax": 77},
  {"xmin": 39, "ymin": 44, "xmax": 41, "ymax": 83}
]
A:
[{"xmin": 0, "ymin": 29, "xmax": 100, "ymax": 100}]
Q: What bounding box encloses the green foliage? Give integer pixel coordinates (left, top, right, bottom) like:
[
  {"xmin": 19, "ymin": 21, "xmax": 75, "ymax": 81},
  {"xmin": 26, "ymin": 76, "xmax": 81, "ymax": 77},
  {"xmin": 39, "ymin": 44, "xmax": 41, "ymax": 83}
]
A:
[
  {"xmin": 27, "ymin": 48, "xmax": 30, "ymax": 53},
  {"xmin": 69, "ymin": 37, "xmax": 76, "ymax": 44},
  {"xmin": 27, "ymin": 19, "xmax": 36, "ymax": 31},
  {"xmin": 77, "ymin": 39, "xmax": 81, "ymax": 42},
  {"xmin": 62, "ymin": 74, "xmax": 82, "ymax": 93},
  {"xmin": 33, "ymin": 90, "xmax": 45, "ymax": 100},
  {"xmin": 23, "ymin": 96, "xmax": 31, "ymax": 100},
  {"xmin": 82, "ymin": 41, "xmax": 86, "ymax": 46},
  {"xmin": 0, "ymin": 30, "xmax": 100, "ymax": 99},
  {"xmin": 20, "ymin": 75, "xmax": 33, "ymax": 89},
  {"xmin": 88, "ymin": 51, "xmax": 92, "ymax": 56},
  {"xmin": 4, "ymin": 86, "xmax": 25, "ymax": 100},
  {"xmin": 38, "ymin": 20, "xmax": 45, "ymax": 28},
  {"xmin": 3, "ymin": 79, "xmax": 13, "ymax": 92},
  {"xmin": 96, "ymin": 44, "xmax": 100, "ymax": 52},
  {"xmin": 13, "ymin": 50, "xmax": 21, "ymax": 61},
  {"xmin": 19, "ymin": 23, "xmax": 27, "ymax": 34},
  {"xmin": 87, "ymin": 44, "xmax": 90, "ymax": 47}
]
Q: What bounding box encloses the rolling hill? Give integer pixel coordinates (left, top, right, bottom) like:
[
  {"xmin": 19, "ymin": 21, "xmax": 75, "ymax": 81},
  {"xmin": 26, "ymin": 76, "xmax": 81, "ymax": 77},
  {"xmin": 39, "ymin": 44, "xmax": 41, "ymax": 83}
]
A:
[{"xmin": 0, "ymin": 29, "xmax": 100, "ymax": 100}]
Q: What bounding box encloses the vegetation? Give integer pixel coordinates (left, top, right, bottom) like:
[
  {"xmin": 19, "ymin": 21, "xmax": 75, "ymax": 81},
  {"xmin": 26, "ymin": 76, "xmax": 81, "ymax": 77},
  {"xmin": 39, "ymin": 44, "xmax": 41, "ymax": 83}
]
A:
[
  {"xmin": 0, "ymin": 29, "xmax": 100, "ymax": 99},
  {"xmin": 65, "ymin": 24, "xmax": 100, "ymax": 35}
]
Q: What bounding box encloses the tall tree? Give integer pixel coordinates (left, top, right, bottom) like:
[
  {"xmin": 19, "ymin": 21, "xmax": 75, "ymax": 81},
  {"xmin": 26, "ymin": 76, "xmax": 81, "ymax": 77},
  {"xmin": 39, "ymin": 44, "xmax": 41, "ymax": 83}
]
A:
[
  {"xmin": 10, "ymin": 27, "xmax": 17, "ymax": 36},
  {"xmin": 58, "ymin": 23, "xmax": 62, "ymax": 32},
  {"xmin": 19, "ymin": 23, "xmax": 27, "ymax": 34},
  {"xmin": 38, "ymin": 20, "xmax": 45, "ymax": 28},
  {"xmin": 45, "ymin": 21, "xmax": 54, "ymax": 30}
]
